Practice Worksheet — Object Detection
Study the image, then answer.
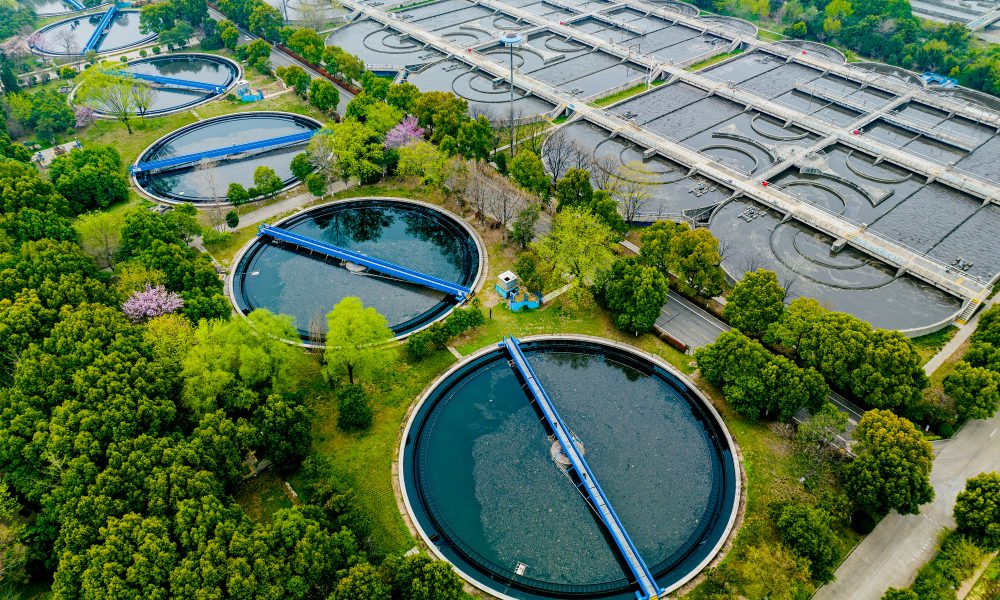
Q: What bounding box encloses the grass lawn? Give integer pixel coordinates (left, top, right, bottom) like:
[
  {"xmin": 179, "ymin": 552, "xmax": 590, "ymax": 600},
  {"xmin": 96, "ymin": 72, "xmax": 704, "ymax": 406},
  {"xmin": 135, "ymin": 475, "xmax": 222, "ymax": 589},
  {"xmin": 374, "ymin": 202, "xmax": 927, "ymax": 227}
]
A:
[
  {"xmin": 968, "ymin": 553, "xmax": 1000, "ymax": 600},
  {"xmin": 212, "ymin": 186, "xmax": 860, "ymax": 592},
  {"xmin": 912, "ymin": 325, "xmax": 959, "ymax": 366},
  {"xmin": 685, "ymin": 378, "xmax": 862, "ymax": 597},
  {"xmin": 590, "ymin": 83, "xmax": 650, "ymax": 108},
  {"xmin": 688, "ymin": 49, "xmax": 744, "ymax": 71}
]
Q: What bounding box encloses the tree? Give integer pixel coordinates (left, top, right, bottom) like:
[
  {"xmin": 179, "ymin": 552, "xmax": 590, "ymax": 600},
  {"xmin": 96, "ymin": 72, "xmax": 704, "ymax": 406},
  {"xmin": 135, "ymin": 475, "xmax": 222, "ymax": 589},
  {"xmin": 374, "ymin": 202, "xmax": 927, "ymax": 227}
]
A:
[
  {"xmin": 324, "ymin": 297, "xmax": 393, "ymax": 384},
  {"xmin": 555, "ymin": 167, "xmax": 593, "ymax": 211},
  {"xmin": 337, "ymin": 385, "xmax": 373, "ymax": 432},
  {"xmin": 0, "ymin": 478, "xmax": 26, "ymax": 589},
  {"xmin": 225, "ymin": 211, "xmax": 240, "ymax": 229},
  {"xmin": 510, "ymin": 150, "xmax": 550, "ymax": 199},
  {"xmin": 383, "ymin": 554, "xmax": 465, "ymax": 600},
  {"xmin": 249, "ymin": 2, "xmax": 282, "ymax": 41},
  {"xmin": 724, "ymin": 269, "xmax": 785, "ymax": 337},
  {"xmin": 457, "ymin": 115, "xmax": 492, "ymax": 162},
  {"xmin": 413, "ymin": 91, "xmax": 468, "ymax": 142},
  {"xmin": 535, "ymin": 209, "xmax": 616, "ymax": 286},
  {"xmin": 846, "ymin": 409, "xmax": 934, "ymax": 516},
  {"xmin": 306, "ymin": 173, "xmax": 326, "ymax": 196},
  {"xmin": 606, "ymin": 160, "xmax": 655, "ymax": 224},
  {"xmin": 511, "ymin": 203, "xmax": 540, "ymax": 248},
  {"xmin": 77, "ymin": 69, "xmax": 151, "ymax": 134},
  {"xmin": 594, "ymin": 258, "xmax": 668, "ymax": 334},
  {"xmin": 254, "ymin": 165, "xmax": 283, "ymax": 198},
  {"xmin": 290, "ymin": 152, "xmax": 313, "ymax": 181},
  {"xmin": 386, "ymin": 82, "xmax": 421, "ymax": 114},
  {"xmin": 850, "ymin": 329, "xmax": 926, "ymax": 410},
  {"xmin": 514, "ymin": 252, "xmax": 546, "ymax": 295},
  {"xmin": 669, "ymin": 227, "xmax": 726, "ymax": 297},
  {"xmin": 638, "ymin": 219, "xmax": 686, "ymax": 274},
  {"xmin": 180, "ymin": 309, "xmax": 308, "ymax": 417},
  {"xmin": 397, "ymin": 141, "xmax": 447, "ymax": 187},
  {"xmin": 953, "ymin": 472, "xmax": 1000, "ymax": 550},
  {"xmin": 227, "ymin": 182, "xmax": 250, "ymax": 206},
  {"xmin": 122, "ymin": 284, "xmax": 184, "ymax": 323},
  {"xmin": 796, "ymin": 402, "xmax": 848, "ymax": 466},
  {"xmin": 777, "ymin": 504, "xmax": 841, "ymax": 582},
  {"xmin": 49, "ymin": 146, "xmax": 129, "ymax": 213},
  {"xmin": 160, "ymin": 21, "xmax": 195, "ymax": 49},
  {"xmin": 218, "ymin": 19, "xmax": 239, "ymax": 50},
  {"xmin": 287, "ymin": 27, "xmax": 324, "ymax": 64},
  {"xmin": 335, "ymin": 563, "xmax": 390, "ymax": 599},
  {"xmin": 385, "ymin": 116, "xmax": 424, "ymax": 149},
  {"xmin": 255, "ymin": 393, "xmax": 312, "ymax": 468},
  {"xmin": 329, "ymin": 120, "xmax": 385, "ymax": 184},
  {"xmin": 944, "ymin": 361, "xmax": 1000, "ymax": 421},
  {"xmin": 276, "ymin": 65, "xmax": 310, "ymax": 96},
  {"xmin": 309, "ymin": 78, "xmax": 340, "ymax": 112},
  {"xmin": 75, "ymin": 210, "xmax": 124, "ymax": 271},
  {"xmin": 882, "ymin": 589, "xmax": 919, "ymax": 600},
  {"xmin": 721, "ymin": 544, "xmax": 811, "ymax": 600},
  {"xmin": 765, "ymin": 297, "xmax": 826, "ymax": 353},
  {"xmin": 76, "ymin": 513, "xmax": 178, "ymax": 597}
]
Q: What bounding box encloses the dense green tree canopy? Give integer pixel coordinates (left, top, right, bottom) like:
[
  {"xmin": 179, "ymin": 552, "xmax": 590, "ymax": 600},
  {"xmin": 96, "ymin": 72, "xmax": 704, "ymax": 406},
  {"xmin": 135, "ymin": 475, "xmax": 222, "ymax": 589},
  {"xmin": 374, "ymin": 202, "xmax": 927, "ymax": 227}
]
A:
[
  {"xmin": 944, "ymin": 361, "xmax": 1000, "ymax": 421},
  {"xmin": 324, "ymin": 297, "xmax": 394, "ymax": 384},
  {"xmin": 49, "ymin": 146, "xmax": 129, "ymax": 214},
  {"xmin": 954, "ymin": 472, "xmax": 1000, "ymax": 550},
  {"xmin": 846, "ymin": 410, "xmax": 934, "ymax": 516},
  {"xmin": 724, "ymin": 269, "xmax": 785, "ymax": 337},
  {"xmin": 777, "ymin": 504, "xmax": 840, "ymax": 582},
  {"xmin": 594, "ymin": 257, "xmax": 669, "ymax": 334}
]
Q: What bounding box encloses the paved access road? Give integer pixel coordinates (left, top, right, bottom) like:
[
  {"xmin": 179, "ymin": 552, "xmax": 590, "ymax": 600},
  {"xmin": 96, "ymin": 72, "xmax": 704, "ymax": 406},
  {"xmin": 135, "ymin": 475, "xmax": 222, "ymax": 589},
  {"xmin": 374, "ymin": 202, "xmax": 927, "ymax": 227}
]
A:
[
  {"xmin": 814, "ymin": 408, "xmax": 1000, "ymax": 599},
  {"xmin": 655, "ymin": 290, "xmax": 728, "ymax": 350}
]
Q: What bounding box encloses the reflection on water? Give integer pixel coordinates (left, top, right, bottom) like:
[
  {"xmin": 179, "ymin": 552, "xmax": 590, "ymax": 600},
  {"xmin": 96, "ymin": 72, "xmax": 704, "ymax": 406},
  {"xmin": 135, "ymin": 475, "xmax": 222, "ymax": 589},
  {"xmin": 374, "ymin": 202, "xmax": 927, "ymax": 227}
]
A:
[
  {"xmin": 233, "ymin": 200, "xmax": 480, "ymax": 341},
  {"xmin": 415, "ymin": 345, "xmax": 729, "ymax": 596}
]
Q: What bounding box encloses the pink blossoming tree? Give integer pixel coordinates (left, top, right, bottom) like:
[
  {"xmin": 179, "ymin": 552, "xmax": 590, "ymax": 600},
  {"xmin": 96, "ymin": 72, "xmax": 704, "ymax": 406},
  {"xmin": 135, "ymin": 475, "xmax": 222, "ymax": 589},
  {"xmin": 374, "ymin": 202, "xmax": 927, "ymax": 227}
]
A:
[
  {"xmin": 384, "ymin": 115, "xmax": 424, "ymax": 149},
  {"xmin": 122, "ymin": 285, "xmax": 184, "ymax": 323}
]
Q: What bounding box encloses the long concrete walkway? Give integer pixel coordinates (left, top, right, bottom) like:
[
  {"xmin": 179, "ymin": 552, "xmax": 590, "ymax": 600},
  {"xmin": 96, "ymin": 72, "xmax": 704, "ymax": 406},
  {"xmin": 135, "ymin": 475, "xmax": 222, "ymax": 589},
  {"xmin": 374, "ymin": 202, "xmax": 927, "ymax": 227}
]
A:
[{"xmin": 350, "ymin": 0, "xmax": 992, "ymax": 305}]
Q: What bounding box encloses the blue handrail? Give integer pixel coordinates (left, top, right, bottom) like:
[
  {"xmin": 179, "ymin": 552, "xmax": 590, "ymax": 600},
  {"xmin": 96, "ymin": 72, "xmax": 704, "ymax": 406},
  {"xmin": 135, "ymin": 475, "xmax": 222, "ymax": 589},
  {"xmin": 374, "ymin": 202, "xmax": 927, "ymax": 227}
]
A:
[
  {"xmin": 130, "ymin": 130, "xmax": 318, "ymax": 173},
  {"xmin": 110, "ymin": 69, "xmax": 227, "ymax": 93},
  {"xmin": 257, "ymin": 224, "xmax": 472, "ymax": 300},
  {"xmin": 82, "ymin": 3, "xmax": 120, "ymax": 53},
  {"xmin": 499, "ymin": 336, "xmax": 664, "ymax": 600}
]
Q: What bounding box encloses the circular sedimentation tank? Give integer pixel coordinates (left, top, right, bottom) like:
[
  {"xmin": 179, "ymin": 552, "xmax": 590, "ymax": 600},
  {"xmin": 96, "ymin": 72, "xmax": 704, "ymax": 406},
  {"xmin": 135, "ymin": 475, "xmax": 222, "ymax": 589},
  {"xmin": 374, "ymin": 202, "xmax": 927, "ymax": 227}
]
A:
[
  {"xmin": 132, "ymin": 111, "xmax": 322, "ymax": 203},
  {"xmin": 29, "ymin": 9, "xmax": 155, "ymax": 56},
  {"xmin": 79, "ymin": 54, "xmax": 240, "ymax": 117},
  {"xmin": 230, "ymin": 198, "xmax": 484, "ymax": 345},
  {"xmin": 401, "ymin": 336, "xmax": 741, "ymax": 599},
  {"xmin": 22, "ymin": 0, "xmax": 97, "ymax": 17}
]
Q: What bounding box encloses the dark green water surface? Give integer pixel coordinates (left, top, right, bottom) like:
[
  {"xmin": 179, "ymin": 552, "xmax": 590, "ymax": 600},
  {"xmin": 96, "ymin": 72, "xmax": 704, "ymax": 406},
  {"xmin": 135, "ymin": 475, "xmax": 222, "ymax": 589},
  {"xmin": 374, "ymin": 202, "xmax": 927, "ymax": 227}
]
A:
[{"xmin": 405, "ymin": 340, "xmax": 737, "ymax": 598}]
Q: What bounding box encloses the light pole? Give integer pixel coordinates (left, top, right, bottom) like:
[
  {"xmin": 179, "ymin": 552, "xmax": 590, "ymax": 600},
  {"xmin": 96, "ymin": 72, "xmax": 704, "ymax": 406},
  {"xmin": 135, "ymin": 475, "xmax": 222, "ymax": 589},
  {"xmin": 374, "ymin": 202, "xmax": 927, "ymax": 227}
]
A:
[{"xmin": 499, "ymin": 32, "xmax": 522, "ymax": 155}]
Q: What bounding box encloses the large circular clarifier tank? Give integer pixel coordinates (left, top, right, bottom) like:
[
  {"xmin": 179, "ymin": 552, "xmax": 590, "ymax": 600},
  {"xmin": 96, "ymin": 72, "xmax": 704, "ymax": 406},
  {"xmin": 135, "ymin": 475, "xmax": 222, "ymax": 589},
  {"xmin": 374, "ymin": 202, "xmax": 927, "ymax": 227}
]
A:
[
  {"xmin": 84, "ymin": 54, "xmax": 240, "ymax": 116},
  {"xmin": 29, "ymin": 10, "xmax": 155, "ymax": 56},
  {"xmin": 230, "ymin": 198, "xmax": 484, "ymax": 344},
  {"xmin": 133, "ymin": 111, "xmax": 322, "ymax": 203},
  {"xmin": 401, "ymin": 336, "xmax": 741, "ymax": 599}
]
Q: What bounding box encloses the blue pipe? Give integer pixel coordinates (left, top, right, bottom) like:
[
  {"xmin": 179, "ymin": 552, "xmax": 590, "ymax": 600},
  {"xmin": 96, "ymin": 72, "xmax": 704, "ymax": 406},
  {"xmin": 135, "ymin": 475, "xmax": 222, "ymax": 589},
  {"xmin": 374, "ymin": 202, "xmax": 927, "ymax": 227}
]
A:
[
  {"xmin": 82, "ymin": 3, "xmax": 119, "ymax": 53},
  {"xmin": 131, "ymin": 130, "xmax": 318, "ymax": 173},
  {"xmin": 257, "ymin": 224, "xmax": 472, "ymax": 300},
  {"xmin": 499, "ymin": 336, "xmax": 664, "ymax": 600}
]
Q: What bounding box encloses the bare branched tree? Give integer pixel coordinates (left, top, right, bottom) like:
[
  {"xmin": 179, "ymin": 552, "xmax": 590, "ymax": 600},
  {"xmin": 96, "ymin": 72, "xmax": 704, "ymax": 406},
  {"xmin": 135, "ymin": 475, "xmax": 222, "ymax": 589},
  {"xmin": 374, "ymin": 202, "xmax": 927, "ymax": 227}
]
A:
[
  {"xmin": 590, "ymin": 154, "xmax": 619, "ymax": 191},
  {"xmin": 486, "ymin": 177, "xmax": 521, "ymax": 242},
  {"xmin": 54, "ymin": 28, "xmax": 78, "ymax": 56},
  {"xmin": 609, "ymin": 160, "xmax": 656, "ymax": 225},
  {"xmin": 541, "ymin": 128, "xmax": 574, "ymax": 183}
]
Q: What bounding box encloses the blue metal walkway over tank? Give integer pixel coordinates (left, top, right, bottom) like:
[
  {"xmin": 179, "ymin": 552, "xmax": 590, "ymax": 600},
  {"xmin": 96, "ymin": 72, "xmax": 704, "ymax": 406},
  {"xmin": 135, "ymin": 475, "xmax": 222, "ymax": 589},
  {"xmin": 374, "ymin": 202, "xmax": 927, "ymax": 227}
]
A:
[
  {"xmin": 257, "ymin": 224, "xmax": 472, "ymax": 300},
  {"xmin": 82, "ymin": 3, "xmax": 120, "ymax": 53},
  {"xmin": 499, "ymin": 336, "xmax": 665, "ymax": 600},
  {"xmin": 64, "ymin": 0, "xmax": 84, "ymax": 10},
  {"xmin": 130, "ymin": 130, "xmax": 318, "ymax": 174},
  {"xmin": 110, "ymin": 69, "xmax": 227, "ymax": 94}
]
